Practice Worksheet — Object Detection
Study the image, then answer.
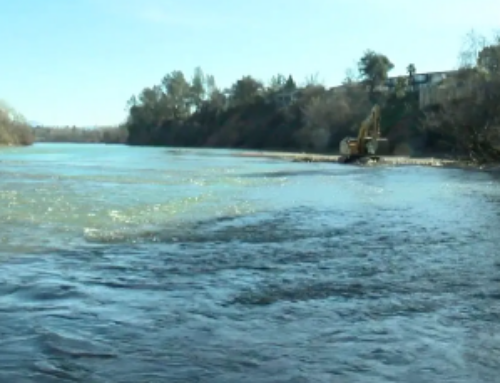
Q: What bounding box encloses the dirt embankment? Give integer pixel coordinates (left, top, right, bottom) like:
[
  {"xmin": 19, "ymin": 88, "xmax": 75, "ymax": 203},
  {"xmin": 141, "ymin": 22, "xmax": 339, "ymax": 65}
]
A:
[{"xmin": 237, "ymin": 151, "xmax": 500, "ymax": 172}]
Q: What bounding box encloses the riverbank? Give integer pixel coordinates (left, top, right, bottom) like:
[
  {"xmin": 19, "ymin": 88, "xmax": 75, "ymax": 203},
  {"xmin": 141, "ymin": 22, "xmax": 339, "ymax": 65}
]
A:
[{"xmin": 236, "ymin": 150, "xmax": 500, "ymax": 171}]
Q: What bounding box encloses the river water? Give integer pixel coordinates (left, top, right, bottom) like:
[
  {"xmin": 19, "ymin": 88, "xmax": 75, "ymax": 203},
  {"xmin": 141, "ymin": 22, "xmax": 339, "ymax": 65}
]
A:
[{"xmin": 1, "ymin": 143, "xmax": 500, "ymax": 383}]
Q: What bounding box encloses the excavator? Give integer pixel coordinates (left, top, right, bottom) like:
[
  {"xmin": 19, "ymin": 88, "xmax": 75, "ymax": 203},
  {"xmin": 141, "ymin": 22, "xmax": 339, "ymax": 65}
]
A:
[{"xmin": 338, "ymin": 104, "xmax": 390, "ymax": 163}]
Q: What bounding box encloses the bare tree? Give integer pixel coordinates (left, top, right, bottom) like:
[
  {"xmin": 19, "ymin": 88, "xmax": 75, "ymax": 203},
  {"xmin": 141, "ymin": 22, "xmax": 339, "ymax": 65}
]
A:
[
  {"xmin": 457, "ymin": 29, "xmax": 488, "ymax": 69},
  {"xmin": 423, "ymin": 31, "xmax": 500, "ymax": 163},
  {"xmin": 0, "ymin": 100, "xmax": 33, "ymax": 145},
  {"xmin": 302, "ymin": 72, "xmax": 324, "ymax": 87},
  {"xmin": 296, "ymin": 88, "xmax": 370, "ymax": 151}
]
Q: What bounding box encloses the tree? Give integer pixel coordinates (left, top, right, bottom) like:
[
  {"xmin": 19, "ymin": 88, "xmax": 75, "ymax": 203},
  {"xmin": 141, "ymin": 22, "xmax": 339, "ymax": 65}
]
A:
[
  {"xmin": 204, "ymin": 74, "xmax": 226, "ymax": 110},
  {"xmin": 205, "ymin": 74, "xmax": 217, "ymax": 97},
  {"xmin": 268, "ymin": 74, "xmax": 286, "ymax": 92},
  {"xmin": 299, "ymin": 95, "xmax": 344, "ymax": 150},
  {"xmin": 190, "ymin": 67, "xmax": 206, "ymax": 110},
  {"xmin": 477, "ymin": 44, "xmax": 500, "ymax": 74},
  {"xmin": 406, "ymin": 63, "xmax": 416, "ymax": 77},
  {"xmin": 125, "ymin": 95, "xmax": 138, "ymax": 111},
  {"xmin": 394, "ymin": 77, "xmax": 408, "ymax": 99},
  {"xmin": 33, "ymin": 125, "xmax": 127, "ymax": 144},
  {"xmin": 357, "ymin": 50, "xmax": 394, "ymax": 95},
  {"xmin": 342, "ymin": 67, "xmax": 358, "ymax": 85},
  {"xmin": 423, "ymin": 31, "xmax": 500, "ymax": 162},
  {"xmin": 0, "ymin": 100, "xmax": 33, "ymax": 145},
  {"xmin": 138, "ymin": 86, "xmax": 162, "ymax": 107},
  {"xmin": 406, "ymin": 63, "xmax": 416, "ymax": 90},
  {"xmin": 266, "ymin": 74, "xmax": 296, "ymax": 101},
  {"xmin": 228, "ymin": 76, "xmax": 263, "ymax": 106},
  {"xmin": 208, "ymin": 89, "xmax": 227, "ymax": 110},
  {"xmin": 283, "ymin": 75, "xmax": 297, "ymax": 92},
  {"xmin": 458, "ymin": 29, "xmax": 488, "ymax": 68},
  {"xmin": 303, "ymin": 72, "xmax": 323, "ymax": 87},
  {"xmin": 297, "ymin": 89, "xmax": 370, "ymax": 151},
  {"xmin": 161, "ymin": 70, "xmax": 191, "ymax": 119}
]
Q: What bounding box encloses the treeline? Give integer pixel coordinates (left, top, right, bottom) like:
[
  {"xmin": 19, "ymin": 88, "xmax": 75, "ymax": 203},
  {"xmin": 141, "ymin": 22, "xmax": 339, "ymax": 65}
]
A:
[
  {"xmin": 124, "ymin": 31, "xmax": 500, "ymax": 162},
  {"xmin": 3, "ymin": 30, "xmax": 499, "ymax": 161},
  {"xmin": 0, "ymin": 101, "xmax": 34, "ymax": 146},
  {"xmin": 423, "ymin": 31, "xmax": 500, "ymax": 163},
  {"xmin": 124, "ymin": 64, "xmax": 412, "ymax": 153},
  {"xmin": 33, "ymin": 125, "xmax": 128, "ymax": 144}
]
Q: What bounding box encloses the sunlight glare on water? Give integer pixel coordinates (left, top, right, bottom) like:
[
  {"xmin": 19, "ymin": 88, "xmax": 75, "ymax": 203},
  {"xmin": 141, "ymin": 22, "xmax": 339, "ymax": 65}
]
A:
[{"xmin": 1, "ymin": 143, "xmax": 500, "ymax": 382}]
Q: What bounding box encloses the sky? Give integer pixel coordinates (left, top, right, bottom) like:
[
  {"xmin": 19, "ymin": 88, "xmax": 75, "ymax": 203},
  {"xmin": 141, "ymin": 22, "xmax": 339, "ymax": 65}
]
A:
[{"xmin": 0, "ymin": 0, "xmax": 499, "ymax": 127}]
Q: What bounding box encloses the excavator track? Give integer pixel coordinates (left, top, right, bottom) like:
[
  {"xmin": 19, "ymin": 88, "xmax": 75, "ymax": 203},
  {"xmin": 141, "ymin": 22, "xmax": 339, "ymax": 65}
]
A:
[{"xmin": 338, "ymin": 155, "xmax": 380, "ymax": 164}]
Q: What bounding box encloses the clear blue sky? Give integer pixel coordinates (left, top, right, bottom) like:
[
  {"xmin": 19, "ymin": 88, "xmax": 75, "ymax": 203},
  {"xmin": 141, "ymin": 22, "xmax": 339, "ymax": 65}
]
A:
[{"xmin": 0, "ymin": 0, "xmax": 498, "ymax": 126}]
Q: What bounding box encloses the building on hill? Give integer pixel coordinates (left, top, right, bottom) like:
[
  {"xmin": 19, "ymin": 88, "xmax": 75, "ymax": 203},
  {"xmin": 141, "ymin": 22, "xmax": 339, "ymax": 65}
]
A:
[
  {"xmin": 273, "ymin": 89, "xmax": 301, "ymax": 107},
  {"xmin": 384, "ymin": 70, "xmax": 457, "ymax": 92},
  {"xmin": 330, "ymin": 70, "xmax": 460, "ymax": 109},
  {"xmin": 416, "ymin": 71, "xmax": 484, "ymax": 109},
  {"xmin": 269, "ymin": 70, "xmax": 465, "ymax": 110}
]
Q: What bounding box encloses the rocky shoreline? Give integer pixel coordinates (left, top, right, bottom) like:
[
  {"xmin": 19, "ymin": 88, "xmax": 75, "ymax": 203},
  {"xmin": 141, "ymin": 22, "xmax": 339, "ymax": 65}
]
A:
[{"xmin": 237, "ymin": 151, "xmax": 500, "ymax": 172}]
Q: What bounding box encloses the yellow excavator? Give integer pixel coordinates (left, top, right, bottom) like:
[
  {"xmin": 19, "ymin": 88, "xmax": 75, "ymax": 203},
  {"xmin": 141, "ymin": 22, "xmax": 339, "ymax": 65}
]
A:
[{"xmin": 338, "ymin": 104, "xmax": 389, "ymax": 163}]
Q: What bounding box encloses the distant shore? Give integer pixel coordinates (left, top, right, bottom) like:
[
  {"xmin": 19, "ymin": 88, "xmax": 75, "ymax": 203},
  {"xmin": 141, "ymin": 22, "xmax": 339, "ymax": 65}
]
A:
[{"xmin": 236, "ymin": 150, "xmax": 500, "ymax": 172}]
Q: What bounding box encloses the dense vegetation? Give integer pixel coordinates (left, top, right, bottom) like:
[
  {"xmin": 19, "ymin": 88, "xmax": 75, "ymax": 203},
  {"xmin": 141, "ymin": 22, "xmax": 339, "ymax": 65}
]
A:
[
  {"xmin": 124, "ymin": 31, "xmax": 500, "ymax": 162},
  {"xmin": 123, "ymin": 62, "xmax": 408, "ymax": 153},
  {"xmin": 423, "ymin": 31, "xmax": 500, "ymax": 163},
  {"xmin": 0, "ymin": 101, "xmax": 34, "ymax": 146},
  {"xmin": 33, "ymin": 125, "xmax": 127, "ymax": 144}
]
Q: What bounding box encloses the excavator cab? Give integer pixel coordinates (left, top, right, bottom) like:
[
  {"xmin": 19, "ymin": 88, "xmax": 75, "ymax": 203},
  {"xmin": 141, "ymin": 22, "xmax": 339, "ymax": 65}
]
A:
[{"xmin": 338, "ymin": 104, "xmax": 389, "ymax": 163}]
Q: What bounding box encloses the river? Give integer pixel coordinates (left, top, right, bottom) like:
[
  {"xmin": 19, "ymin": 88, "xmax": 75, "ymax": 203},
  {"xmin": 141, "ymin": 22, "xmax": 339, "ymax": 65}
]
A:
[{"xmin": 1, "ymin": 143, "xmax": 500, "ymax": 383}]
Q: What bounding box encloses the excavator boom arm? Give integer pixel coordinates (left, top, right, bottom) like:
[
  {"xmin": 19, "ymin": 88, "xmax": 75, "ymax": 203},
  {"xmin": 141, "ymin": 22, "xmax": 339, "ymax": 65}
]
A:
[{"xmin": 339, "ymin": 104, "xmax": 387, "ymax": 160}]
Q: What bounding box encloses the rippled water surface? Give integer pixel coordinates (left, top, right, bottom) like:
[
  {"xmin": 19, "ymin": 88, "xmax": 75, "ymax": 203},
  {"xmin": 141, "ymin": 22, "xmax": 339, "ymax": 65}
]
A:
[{"xmin": 1, "ymin": 143, "xmax": 500, "ymax": 382}]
